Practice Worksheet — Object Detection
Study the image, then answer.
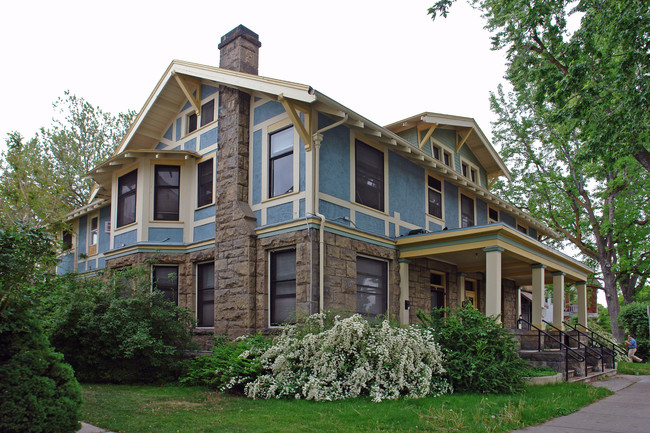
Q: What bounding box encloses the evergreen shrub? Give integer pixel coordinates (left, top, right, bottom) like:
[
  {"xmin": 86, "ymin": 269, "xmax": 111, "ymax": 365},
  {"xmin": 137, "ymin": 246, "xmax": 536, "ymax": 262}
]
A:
[{"xmin": 418, "ymin": 304, "xmax": 528, "ymax": 394}]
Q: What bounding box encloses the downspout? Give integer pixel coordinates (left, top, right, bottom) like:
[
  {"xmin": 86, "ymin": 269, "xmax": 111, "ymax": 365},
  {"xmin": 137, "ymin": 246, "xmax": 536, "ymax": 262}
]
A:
[{"xmin": 312, "ymin": 114, "xmax": 348, "ymax": 313}]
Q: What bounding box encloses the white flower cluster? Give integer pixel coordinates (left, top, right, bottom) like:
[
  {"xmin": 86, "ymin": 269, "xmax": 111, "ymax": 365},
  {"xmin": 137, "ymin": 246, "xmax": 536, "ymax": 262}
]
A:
[{"xmin": 244, "ymin": 314, "xmax": 451, "ymax": 402}]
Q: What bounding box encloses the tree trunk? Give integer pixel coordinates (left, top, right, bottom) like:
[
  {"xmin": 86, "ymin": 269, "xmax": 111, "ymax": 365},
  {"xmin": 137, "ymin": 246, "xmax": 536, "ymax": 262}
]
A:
[
  {"xmin": 633, "ymin": 149, "xmax": 650, "ymax": 174},
  {"xmin": 603, "ymin": 270, "xmax": 624, "ymax": 342},
  {"xmin": 619, "ymin": 274, "xmax": 638, "ymax": 305}
]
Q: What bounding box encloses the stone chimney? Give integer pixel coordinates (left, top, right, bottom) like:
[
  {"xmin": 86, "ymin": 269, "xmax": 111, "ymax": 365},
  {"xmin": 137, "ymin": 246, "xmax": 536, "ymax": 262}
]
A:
[
  {"xmin": 214, "ymin": 25, "xmax": 260, "ymax": 338},
  {"xmin": 218, "ymin": 25, "xmax": 261, "ymax": 75}
]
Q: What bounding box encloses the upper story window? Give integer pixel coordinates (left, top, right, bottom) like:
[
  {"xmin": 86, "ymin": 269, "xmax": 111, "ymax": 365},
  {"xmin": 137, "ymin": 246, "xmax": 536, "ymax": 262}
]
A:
[
  {"xmin": 117, "ymin": 170, "xmax": 137, "ymax": 228},
  {"xmin": 461, "ymin": 161, "xmax": 478, "ymax": 183},
  {"xmin": 197, "ymin": 262, "xmax": 214, "ymax": 327},
  {"xmin": 517, "ymin": 222, "xmax": 528, "ymax": 235},
  {"xmin": 270, "ymin": 249, "xmax": 296, "ymax": 326},
  {"xmin": 269, "ymin": 126, "xmax": 294, "ymax": 198},
  {"xmin": 488, "ymin": 206, "xmax": 499, "ymax": 224},
  {"xmin": 153, "ymin": 265, "xmax": 178, "ymax": 305},
  {"xmin": 62, "ymin": 231, "xmax": 72, "ymax": 251},
  {"xmin": 154, "ymin": 165, "xmax": 180, "ymax": 221},
  {"xmin": 356, "ymin": 256, "xmax": 388, "ymax": 320},
  {"xmin": 460, "ymin": 194, "xmax": 475, "ymax": 228},
  {"xmin": 427, "ymin": 175, "xmax": 443, "ymax": 219},
  {"xmin": 355, "ymin": 140, "xmax": 385, "ymax": 212},
  {"xmin": 443, "ymin": 152, "xmax": 451, "ymax": 167},
  {"xmin": 187, "ymin": 99, "xmax": 215, "ymax": 134},
  {"xmin": 197, "ymin": 159, "xmax": 214, "ymax": 208},
  {"xmin": 89, "ymin": 216, "xmax": 98, "ymax": 246},
  {"xmin": 432, "ymin": 143, "xmax": 453, "ymax": 168}
]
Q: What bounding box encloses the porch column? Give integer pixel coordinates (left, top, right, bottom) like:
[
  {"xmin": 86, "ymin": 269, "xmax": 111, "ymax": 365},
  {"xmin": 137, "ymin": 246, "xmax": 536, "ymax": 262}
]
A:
[
  {"xmin": 576, "ymin": 281, "xmax": 588, "ymax": 328},
  {"xmin": 457, "ymin": 273, "xmax": 466, "ymax": 307},
  {"xmin": 531, "ymin": 264, "xmax": 546, "ymax": 328},
  {"xmin": 399, "ymin": 259, "xmax": 410, "ymax": 326},
  {"xmin": 483, "ymin": 246, "xmax": 503, "ymax": 321},
  {"xmin": 552, "ymin": 272, "xmax": 566, "ymax": 330}
]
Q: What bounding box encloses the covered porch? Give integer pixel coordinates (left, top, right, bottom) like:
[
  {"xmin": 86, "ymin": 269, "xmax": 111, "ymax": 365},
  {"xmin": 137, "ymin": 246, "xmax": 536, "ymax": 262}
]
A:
[{"xmin": 395, "ymin": 223, "xmax": 592, "ymax": 329}]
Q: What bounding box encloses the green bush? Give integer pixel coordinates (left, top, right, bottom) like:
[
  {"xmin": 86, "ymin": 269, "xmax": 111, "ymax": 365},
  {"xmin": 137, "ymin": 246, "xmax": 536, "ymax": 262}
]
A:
[
  {"xmin": 48, "ymin": 266, "xmax": 195, "ymax": 383},
  {"xmin": 181, "ymin": 333, "xmax": 270, "ymax": 393},
  {"xmin": 618, "ymin": 302, "xmax": 650, "ymax": 360},
  {"xmin": 418, "ymin": 304, "xmax": 528, "ymax": 394}
]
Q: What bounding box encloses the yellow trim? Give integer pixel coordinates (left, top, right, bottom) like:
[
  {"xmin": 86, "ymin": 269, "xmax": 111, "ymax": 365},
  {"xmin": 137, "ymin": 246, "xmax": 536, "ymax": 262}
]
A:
[
  {"xmin": 456, "ymin": 128, "xmax": 473, "ymax": 153},
  {"xmin": 172, "ymin": 72, "xmax": 201, "ymax": 115},
  {"xmin": 261, "ymin": 190, "xmax": 301, "ymax": 204},
  {"xmin": 419, "ymin": 124, "xmax": 438, "ymax": 149},
  {"xmin": 278, "ymin": 95, "xmax": 311, "ymax": 151},
  {"xmin": 102, "ymin": 239, "xmax": 215, "ymax": 257}
]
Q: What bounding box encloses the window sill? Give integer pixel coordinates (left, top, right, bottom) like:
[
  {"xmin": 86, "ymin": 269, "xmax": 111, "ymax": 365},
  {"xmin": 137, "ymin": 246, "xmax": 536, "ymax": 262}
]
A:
[
  {"xmin": 262, "ymin": 190, "xmax": 300, "ymax": 204},
  {"xmin": 426, "ymin": 214, "xmax": 445, "ymax": 224},
  {"xmin": 149, "ymin": 220, "xmax": 184, "ymax": 224},
  {"xmin": 180, "ymin": 119, "xmax": 217, "ymax": 141},
  {"xmin": 352, "ymin": 201, "xmax": 389, "ymax": 217},
  {"xmin": 114, "ymin": 221, "xmax": 137, "ymax": 232},
  {"xmin": 195, "ymin": 202, "xmax": 215, "ymax": 211}
]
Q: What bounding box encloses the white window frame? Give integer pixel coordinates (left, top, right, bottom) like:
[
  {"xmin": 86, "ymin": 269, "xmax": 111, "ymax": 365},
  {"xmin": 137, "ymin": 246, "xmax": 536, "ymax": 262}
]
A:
[
  {"xmin": 488, "ymin": 206, "xmax": 499, "ymax": 224},
  {"xmin": 460, "ymin": 158, "xmax": 480, "ymax": 185},
  {"xmin": 352, "ymin": 138, "xmax": 388, "ymax": 214},
  {"xmin": 459, "ymin": 192, "xmax": 476, "ymax": 228},
  {"xmin": 426, "ymin": 173, "xmax": 445, "ymax": 222},
  {"xmin": 430, "ymin": 270, "xmax": 447, "ymax": 312}
]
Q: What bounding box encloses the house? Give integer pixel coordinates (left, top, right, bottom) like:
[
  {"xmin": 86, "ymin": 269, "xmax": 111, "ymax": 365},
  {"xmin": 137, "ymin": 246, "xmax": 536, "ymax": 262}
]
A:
[{"xmin": 57, "ymin": 25, "xmax": 592, "ymax": 346}]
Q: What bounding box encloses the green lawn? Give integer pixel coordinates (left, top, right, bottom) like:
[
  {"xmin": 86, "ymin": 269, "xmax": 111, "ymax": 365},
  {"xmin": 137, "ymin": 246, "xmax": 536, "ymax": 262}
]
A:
[
  {"xmin": 81, "ymin": 383, "xmax": 611, "ymax": 433},
  {"xmin": 617, "ymin": 361, "xmax": 650, "ymax": 375}
]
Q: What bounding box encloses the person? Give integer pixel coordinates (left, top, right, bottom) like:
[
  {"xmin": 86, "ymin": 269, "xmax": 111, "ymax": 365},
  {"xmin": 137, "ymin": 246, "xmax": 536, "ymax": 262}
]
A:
[{"xmin": 625, "ymin": 334, "xmax": 643, "ymax": 363}]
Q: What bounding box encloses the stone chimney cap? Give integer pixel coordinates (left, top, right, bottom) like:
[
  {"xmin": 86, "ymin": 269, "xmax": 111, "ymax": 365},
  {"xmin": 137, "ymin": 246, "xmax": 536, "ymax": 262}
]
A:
[{"xmin": 218, "ymin": 25, "xmax": 262, "ymax": 50}]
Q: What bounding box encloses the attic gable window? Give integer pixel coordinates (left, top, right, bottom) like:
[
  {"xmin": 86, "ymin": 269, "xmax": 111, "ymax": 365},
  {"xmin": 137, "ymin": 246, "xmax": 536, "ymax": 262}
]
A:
[
  {"xmin": 461, "ymin": 160, "xmax": 478, "ymax": 184},
  {"xmin": 154, "ymin": 165, "xmax": 180, "ymax": 221},
  {"xmin": 187, "ymin": 99, "xmax": 216, "ymax": 134},
  {"xmin": 355, "ymin": 140, "xmax": 385, "ymax": 212},
  {"xmin": 117, "ymin": 170, "xmax": 137, "ymax": 228},
  {"xmin": 197, "ymin": 159, "xmax": 214, "ymax": 208}
]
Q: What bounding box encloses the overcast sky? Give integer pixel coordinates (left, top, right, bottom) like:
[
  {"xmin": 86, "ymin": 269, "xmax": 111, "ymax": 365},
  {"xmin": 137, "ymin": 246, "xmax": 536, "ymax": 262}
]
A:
[{"xmin": 0, "ymin": 0, "xmax": 507, "ymax": 148}]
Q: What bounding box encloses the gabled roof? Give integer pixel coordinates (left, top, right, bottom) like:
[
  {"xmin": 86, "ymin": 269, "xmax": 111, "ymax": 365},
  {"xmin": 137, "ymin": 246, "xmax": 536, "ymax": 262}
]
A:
[{"xmin": 384, "ymin": 112, "xmax": 511, "ymax": 181}]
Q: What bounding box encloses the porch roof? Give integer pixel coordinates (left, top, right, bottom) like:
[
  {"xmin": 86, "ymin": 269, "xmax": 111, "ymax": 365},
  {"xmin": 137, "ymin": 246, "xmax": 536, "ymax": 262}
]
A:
[{"xmin": 396, "ymin": 223, "xmax": 591, "ymax": 285}]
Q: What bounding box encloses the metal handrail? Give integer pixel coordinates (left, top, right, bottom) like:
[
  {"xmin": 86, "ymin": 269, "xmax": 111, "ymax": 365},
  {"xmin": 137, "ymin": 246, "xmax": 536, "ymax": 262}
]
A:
[
  {"xmin": 563, "ymin": 321, "xmax": 627, "ymax": 357},
  {"xmin": 545, "ymin": 320, "xmax": 605, "ymax": 373},
  {"xmin": 518, "ymin": 316, "xmax": 586, "ymax": 381}
]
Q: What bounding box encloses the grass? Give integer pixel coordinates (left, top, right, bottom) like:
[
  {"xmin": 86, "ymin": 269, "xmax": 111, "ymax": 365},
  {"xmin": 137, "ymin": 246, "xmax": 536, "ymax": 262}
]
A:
[
  {"xmin": 524, "ymin": 366, "xmax": 558, "ymax": 377},
  {"xmin": 81, "ymin": 383, "xmax": 611, "ymax": 433},
  {"xmin": 617, "ymin": 361, "xmax": 650, "ymax": 375}
]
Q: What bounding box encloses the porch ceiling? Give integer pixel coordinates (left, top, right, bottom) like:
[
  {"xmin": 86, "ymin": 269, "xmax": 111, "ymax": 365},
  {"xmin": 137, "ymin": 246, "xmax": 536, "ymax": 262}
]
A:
[{"xmin": 396, "ymin": 223, "xmax": 591, "ymax": 286}]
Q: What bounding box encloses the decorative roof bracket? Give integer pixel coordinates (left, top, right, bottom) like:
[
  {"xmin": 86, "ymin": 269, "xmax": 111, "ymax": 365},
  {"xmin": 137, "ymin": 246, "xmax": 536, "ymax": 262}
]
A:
[
  {"xmin": 172, "ymin": 72, "xmax": 201, "ymax": 115},
  {"xmin": 419, "ymin": 124, "xmax": 438, "ymax": 149},
  {"xmin": 278, "ymin": 93, "xmax": 312, "ymax": 151},
  {"xmin": 456, "ymin": 128, "xmax": 473, "ymax": 153}
]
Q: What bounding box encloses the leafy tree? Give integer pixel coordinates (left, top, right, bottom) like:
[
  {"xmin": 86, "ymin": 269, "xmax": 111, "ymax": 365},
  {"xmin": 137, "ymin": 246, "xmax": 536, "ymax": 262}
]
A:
[
  {"xmin": 428, "ymin": 0, "xmax": 650, "ymax": 341},
  {"xmin": 40, "ymin": 91, "xmax": 136, "ymax": 209}
]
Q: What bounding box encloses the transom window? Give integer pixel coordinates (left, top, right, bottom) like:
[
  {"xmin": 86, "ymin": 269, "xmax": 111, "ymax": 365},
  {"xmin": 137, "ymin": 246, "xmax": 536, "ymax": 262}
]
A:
[
  {"xmin": 197, "ymin": 159, "xmax": 213, "ymax": 208},
  {"xmin": 117, "ymin": 170, "xmax": 137, "ymax": 228},
  {"xmin": 154, "ymin": 165, "xmax": 180, "ymax": 221},
  {"xmin": 153, "ymin": 265, "xmax": 178, "ymax": 305},
  {"xmin": 269, "ymin": 127, "xmax": 294, "ymax": 198},
  {"xmin": 356, "ymin": 256, "xmax": 387, "ymax": 320},
  {"xmin": 270, "ymin": 249, "xmax": 296, "ymax": 326},
  {"xmin": 460, "ymin": 194, "xmax": 475, "ymax": 228},
  {"xmin": 427, "ymin": 175, "xmax": 443, "ymax": 219},
  {"xmin": 197, "ymin": 262, "xmax": 214, "ymax": 327},
  {"xmin": 187, "ymin": 99, "xmax": 215, "ymax": 134},
  {"xmin": 355, "ymin": 140, "xmax": 385, "ymax": 212}
]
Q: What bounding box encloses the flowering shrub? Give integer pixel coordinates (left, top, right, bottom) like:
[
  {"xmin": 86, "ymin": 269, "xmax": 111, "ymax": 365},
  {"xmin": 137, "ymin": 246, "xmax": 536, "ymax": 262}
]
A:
[
  {"xmin": 244, "ymin": 314, "xmax": 451, "ymax": 402},
  {"xmin": 181, "ymin": 333, "xmax": 270, "ymax": 393}
]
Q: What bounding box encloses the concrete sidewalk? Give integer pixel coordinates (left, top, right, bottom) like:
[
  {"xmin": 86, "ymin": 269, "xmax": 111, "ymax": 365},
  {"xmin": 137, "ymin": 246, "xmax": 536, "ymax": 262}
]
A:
[
  {"xmin": 77, "ymin": 421, "xmax": 115, "ymax": 433},
  {"xmin": 512, "ymin": 374, "xmax": 650, "ymax": 433}
]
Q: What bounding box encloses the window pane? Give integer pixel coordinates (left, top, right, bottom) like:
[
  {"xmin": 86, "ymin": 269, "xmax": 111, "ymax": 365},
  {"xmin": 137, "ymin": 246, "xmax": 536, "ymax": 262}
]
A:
[
  {"xmin": 431, "ymin": 289, "xmax": 445, "ymax": 309},
  {"xmin": 356, "ymin": 256, "xmax": 387, "ymax": 320},
  {"xmin": 428, "ymin": 176, "xmax": 441, "ymax": 191},
  {"xmin": 156, "ymin": 166, "xmax": 179, "ymax": 187},
  {"xmin": 444, "ymin": 153, "xmax": 450, "ymax": 166},
  {"xmin": 489, "ymin": 208, "xmax": 499, "ymax": 221},
  {"xmin": 461, "ymin": 194, "xmax": 475, "ymax": 228},
  {"xmin": 270, "ymin": 153, "xmax": 293, "ymax": 197},
  {"xmin": 154, "ymin": 166, "xmax": 180, "ymax": 221},
  {"xmin": 270, "ymin": 249, "xmax": 296, "ymax": 325},
  {"xmin": 355, "ymin": 140, "xmax": 384, "ymax": 211},
  {"xmin": 188, "ymin": 113, "xmax": 197, "ymax": 133},
  {"xmin": 430, "ymin": 273, "xmax": 442, "ymax": 286},
  {"xmin": 117, "ymin": 170, "xmax": 137, "ymax": 227},
  {"xmin": 197, "ymin": 262, "xmax": 214, "ymax": 327},
  {"xmin": 432, "ymin": 146, "xmax": 440, "ymax": 160},
  {"xmin": 197, "ymin": 159, "xmax": 213, "ymax": 207},
  {"xmin": 270, "ymin": 127, "xmax": 293, "ymax": 157},
  {"xmin": 153, "ymin": 265, "xmax": 178, "ymax": 305},
  {"xmin": 428, "ymin": 189, "xmax": 442, "ymax": 218},
  {"xmin": 200, "ymin": 100, "xmax": 214, "ymax": 127}
]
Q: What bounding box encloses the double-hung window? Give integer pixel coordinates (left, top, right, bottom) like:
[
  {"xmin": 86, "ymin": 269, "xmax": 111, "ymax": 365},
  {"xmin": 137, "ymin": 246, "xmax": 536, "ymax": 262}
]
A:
[
  {"xmin": 427, "ymin": 175, "xmax": 443, "ymax": 219},
  {"xmin": 270, "ymin": 249, "xmax": 296, "ymax": 325},
  {"xmin": 269, "ymin": 127, "xmax": 294, "ymax": 198},
  {"xmin": 117, "ymin": 170, "xmax": 137, "ymax": 228},
  {"xmin": 355, "ymin": 140, "xmax": 385, "ymax": 212},
  {"xmin": 197, "ymin": 159, "xmax": 213, "ymax": 208},
  {"xmin": 89, "ymin": 217, "xmax": 98, "ymax": 246},
  {"xmin": 460, "ymin": 194, "xmax": 475, "ymax": 228},
  {"xmin": 356, "ymin": 256, "xmax": 387, "ymax": 320},
  {"xmin": 153, "ymin": 265, "xmax": 178, "ymax": 305},
  {"xmin": 197, "ymin": 262, "xmax": 214, "ymax": 327},
  {"xmin": 187, "ymin": 100, "xmax": 215, "ymax": 134},
  {"xmin": 430, "ymin": 272, "xmax": 446, "ymax": 318},
  {"xmin": 154, "ymin": 165, "xmax": 180, "ymax": 221}
]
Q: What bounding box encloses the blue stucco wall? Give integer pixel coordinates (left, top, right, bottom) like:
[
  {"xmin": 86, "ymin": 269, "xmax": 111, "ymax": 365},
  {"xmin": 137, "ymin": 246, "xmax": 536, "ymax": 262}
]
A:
[
  {"xmin": 444, "ymin": 181, "xmax": 459, "ymax": 229},
  {"xmin": 99, "ymin": 206, "xmax": 111, "ymax": 254},
  {"xmin": 193, "ymin": 222, "xmax": 215, "ymax": 242},
  {"xmin": 319, "ymin": 200, "xmax": 350, "ymax": 225},
  {"xmin": 97, "ymin": 257, "xmax": 106, "ymax": 270},
  {"xmin": 148, "ymin": 228, "xmax": 183, "ymax": 243},
  {"xmin": 156, "ymin": 142, "xmax": 166, "ymax": 150},
  {"xmin": 267, "ymin": 202, "xmax": 293, "ymax": 225},
  {"xmin": 501, "ymin": 211, "xmax": 516, "ymax": 228},
  {"xmin": 476, "ymin": 199, "xmax": 487, "ymax": 226},
  {"xmin": 77, "ymin": 261, "xmax": 86, "ymax": 273},
  {"xmin": 78, "ymin": 215, "xmax": 87, "ymax": 255},
  {"xmin": 299, "ymin": 198, "xmax": 305, "ymax": 218},
  {"xmin": 194, "ymin": 204, "xmax": 215, "ymax": 221},
  {"xmin": 397, "ymin": 128, "xmax": 418, "ymax": 147},
  {"xmin": 57, "ymin": 253, "xmax": 75, "ymax": 275},
  {"xmin": 253, "ymin": 100, "xmax": 284, "ymax": 125},
  {"xmin": 388, "ymin": 151, "xmax": 425, "ymax": 227},
  {"xmin": 163, "ymin": 125, "xmax": 173, "ymax": 141},
  {"xmin": 175, "ymin": 118, "xmax": 182, "ymax": 141},
  {"xmin": 356, "ymin": 212, "xmax": 385, "ymax": 236},
  {"xmin": 318, "ymin": 114, "xmax": 350, "ymax": 201},
  {"xmin": 184, "ymin": 138, "xmax": 196, "ymax": 152},
  {"xmin": 200, "ymin": 127, "xmax": 217, "ymax": 150},
  {"xmin": 87, "ymin": 258, "xmax": 97, "ymax": 271},
  {"xmin": 201, "ymin": 84, "xmax": 217, "ymax": 99},
  {"xmin": 114, "ymin": 229, "xmax": 137, "ymax": 248},
  {"xmin": 429, "ymin": 221, "xmax": 443, "ymax": 232},
  {"xmin": 252, "ymin": 129, "xmax": 262, "ymax": 205}
]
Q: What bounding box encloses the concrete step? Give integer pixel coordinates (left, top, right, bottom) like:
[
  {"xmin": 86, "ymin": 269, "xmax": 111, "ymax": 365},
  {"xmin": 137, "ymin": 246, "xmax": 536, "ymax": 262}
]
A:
[{"xmin": 568, "ymin": 368, "xmax": 617, "ymax": 383}]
